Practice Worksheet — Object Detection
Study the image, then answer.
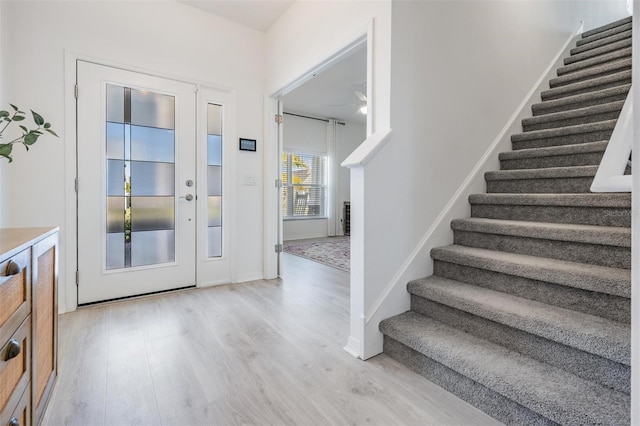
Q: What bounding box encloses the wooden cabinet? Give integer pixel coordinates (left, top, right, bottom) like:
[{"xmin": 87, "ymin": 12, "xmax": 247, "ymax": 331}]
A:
[{"xmin": 0, "ymin": 228, "xmax": 58, "ymax": 426}]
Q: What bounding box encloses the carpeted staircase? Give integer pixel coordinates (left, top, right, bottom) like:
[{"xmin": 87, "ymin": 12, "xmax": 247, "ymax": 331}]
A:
[{"xmin": 379, "ymin": 16, "xmax": 632, "ymax": 425}]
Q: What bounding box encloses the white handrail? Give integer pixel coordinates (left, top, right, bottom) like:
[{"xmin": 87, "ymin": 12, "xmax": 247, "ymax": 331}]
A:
[
  {"xmin": 341, "ymin": 128, "xmax": 392, "ymax": 169},
  {"xmin": 590, "ymin": 88, "xmax": 632, "ymax": 192}
]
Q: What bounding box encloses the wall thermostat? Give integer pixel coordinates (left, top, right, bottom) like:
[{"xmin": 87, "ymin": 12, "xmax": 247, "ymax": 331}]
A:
[{"xmin": 239, "ymin": 138, "xmax": 257, "ymax": 152}]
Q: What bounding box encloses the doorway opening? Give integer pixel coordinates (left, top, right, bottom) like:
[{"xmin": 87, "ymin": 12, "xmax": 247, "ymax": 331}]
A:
[{"xmin": 272, "ymin": 42, "xmax": 367, "ymax": 277}]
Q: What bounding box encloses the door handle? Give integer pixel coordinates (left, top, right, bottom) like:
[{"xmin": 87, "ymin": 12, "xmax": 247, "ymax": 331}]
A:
[{"xmin": 180, "ymin": 194, "xmax": 194, "ymax": 201}]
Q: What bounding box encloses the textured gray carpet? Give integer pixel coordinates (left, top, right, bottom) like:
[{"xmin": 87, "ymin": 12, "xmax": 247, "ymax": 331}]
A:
[{"xmin": 380, "ymin": 16, "xmax": 632, "ymax": 425}]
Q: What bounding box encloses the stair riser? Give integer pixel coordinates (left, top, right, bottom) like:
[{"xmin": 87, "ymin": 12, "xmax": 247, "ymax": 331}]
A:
[
  {"xmin": 486, "ymin": 177, "xmax": 593, "ymax": 194},
  {"xmin": 411, "ymin": 295, "xmax": 629, "ymax": 393},
  {"xmin": 383, "ymin": 337, "xmax": 553, "ymax": 426},
  {"xmin": 433, "ymin": 260, "xmax": 630, "ymax": 323},
  {"xmin": 532, "ymin": 91, "xmax": 628, "ymax": 116},
  {"xmin": 550, "ymin": 61, "xmax": 631, "ymax": 88},
  {"xmin": 512, "ymin": 130, "xmax": 613, "ymax": 150},
  {"xmin": 470, "ymin": 203, "xmax": 630, "ymax": 227},
  {"xmin": 565, "ymin": 39, "xmax": 632, "ymax": 65},
  {"xmin": 571, "ymin": 30, "xmax": 631, "ymax": 55},
  {"xmin": 453, "ymin": 231, "xmax": 630, "ymax": 268},
  {"xmin": 523, "ymin": 111, "xmax": 621, "ymax": 131},
  {"xmin": 542, "ymin": 77, "xmax": 631, "ymax": 101},
  {"xmin": 577, "ymin": 23, "xmax": 633, "ymax": 47},
  {"xmin": 500, "ymin": 152, "xmax": 604, "ymax": 170},
  {"xmin": 557, "ymin": 49, "xmax": 631, "ymax": 76}
]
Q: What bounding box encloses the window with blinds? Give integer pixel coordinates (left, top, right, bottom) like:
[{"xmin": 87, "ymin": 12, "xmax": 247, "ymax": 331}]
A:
[{"xmin": 282, "ymin": 152, "xmax": 327, "ymax": 219}]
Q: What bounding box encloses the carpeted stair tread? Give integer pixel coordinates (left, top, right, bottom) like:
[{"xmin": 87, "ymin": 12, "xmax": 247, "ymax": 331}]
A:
[
  {"xmin": 565, "ymin": 37, "xmax": 631, "ymax": 65},
  {"xmin": 577, "ymin": 21, "xmax": 633, "ymax": 47},
  {"xmin": 541, "ymin": 70, "xmax": 631, "ymax": 101},
  {"xmin": 556, "ymin": 47, "xmax": 631, "ymax": 76},
  {"xmin": 469, "ymin": 191, "xmax": 631, "ymax": 227},
  {"xmin": 532, "ymin": 84, "xmax": 630, "ymax": 116},
  {"xmin": 500, "ymin": 141, "xmax": 607, "ymax": 160},
  {"xmin": 407, "ymin": 277, "xmax": 630, "ymax": 365},
  {"xmin": 549, "ymin": 58, "xmax": 631, "ymax": 88},
  {"xmin": 512, "ymin": 119, "xmax": 615, "ymax": 143},
  {"xmin": 431, "ymin": 244, "xmax": 630, "ymax": 297},
  {"xmin": 469, "ymin": 192, "xmax": 630, "ymax": 208},
  {"xmin": 450, "ymin": 217, "xmax": 630, "ymax": 247},
  {"xmin": 521, "ymin": 103, "xmax": 623, "ymax": 130},
  {"xmin": 486, "ymin": 164, "xmax": 597, "ymax": 180},
  {"xmin": 581, "ymin": 16, "xmax": 632, "ymax": 39},
  {"xmin": 379, "ymin": 312, "xmax": 630, "ymax": 425},
  {"xmin": 571, "ymin": 30, "xmax": 631, "ymax": 56}
]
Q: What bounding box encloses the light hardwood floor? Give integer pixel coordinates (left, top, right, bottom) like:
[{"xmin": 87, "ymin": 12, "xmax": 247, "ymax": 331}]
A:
[{"xmin": 43, "ymin": 254, "xmax": 500, "ymax": 426}]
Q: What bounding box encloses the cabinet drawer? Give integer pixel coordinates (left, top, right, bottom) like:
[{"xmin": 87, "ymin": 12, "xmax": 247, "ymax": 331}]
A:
[
  {"xmin": 0, "ymin": 249, "xmax": 30, "ymax": 347},
  {"xmin": 0, "ymin": 317, "xmax": 31, "ymax": 424},
  {"xmin": 5, "ymin": 385, "xmax": 29, "ymax": 426}
]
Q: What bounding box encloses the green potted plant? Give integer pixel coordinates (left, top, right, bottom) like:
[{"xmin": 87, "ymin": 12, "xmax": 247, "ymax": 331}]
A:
[{"xmin": 0, "ymin": 104, "xmax": 58, "ymax": 162}]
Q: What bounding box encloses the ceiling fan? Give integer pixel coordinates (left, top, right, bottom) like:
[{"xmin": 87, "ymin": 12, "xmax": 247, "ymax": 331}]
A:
[{"xmin": 330, "ymin": 83, "xmax": 368, "ymax": 115}]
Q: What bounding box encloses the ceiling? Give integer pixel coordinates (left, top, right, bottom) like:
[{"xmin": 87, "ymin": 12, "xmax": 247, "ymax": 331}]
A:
[
  {"xmin": 180, "ymin": 0, "xmax": 367, "ymax": 125},
  {"xmin": 281, "ymin": 47, "xmax": 368, "ymax": 125},
  {"xmin": 179, "ymin": 0, "xmax": 295, "ymax": 32}
]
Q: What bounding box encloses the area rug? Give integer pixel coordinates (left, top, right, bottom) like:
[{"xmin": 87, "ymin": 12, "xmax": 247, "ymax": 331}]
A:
[{"xmin": 284, "ymin": 237, "xmax": 350, "ymax": 272}]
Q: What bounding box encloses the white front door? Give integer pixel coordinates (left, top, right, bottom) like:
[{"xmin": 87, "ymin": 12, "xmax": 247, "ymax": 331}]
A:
[{"xmin": 77, "ymin": 62, "xmax": 198, "ymax": 304}]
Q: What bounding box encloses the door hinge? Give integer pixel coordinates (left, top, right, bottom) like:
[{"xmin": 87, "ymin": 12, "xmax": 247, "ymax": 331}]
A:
[
  {"xmin": 275, "ymin": 114, "xmax": 283, "ymax": 124},
  {"xmin": 74, "ymin": 178, "xmax": 79, "ymax": 193},
  {"xmin": 275, "ymin": 244, "xmax": 283, "ymax": 253},
  {"xmin": 75, "ymin": 270, "xmax": 79, "ymax": 286},
  {"xmin": 74, "ymin": 84, "xmax": 78, "ymax": 99},
  {"xmin": 275, "ymin": 179, "xmax": 282, "ymax": 188}
]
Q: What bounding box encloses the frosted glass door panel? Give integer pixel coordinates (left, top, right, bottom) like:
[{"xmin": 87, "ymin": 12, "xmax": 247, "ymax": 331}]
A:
[
  {"xmin": 130, "ymin": 197, "xmax": 175, "ymax": 231},
  {"xmin": 207, "ymin": 196, "xmax": 221, "ymax": 227},
  {"xmin": 106, "ymin": 123, "xmax": 125, "ymax": 159},
  {"xmin": 131, "ymin": 126, "xmax": 174, "ymax": 162},
  {"xmin": 131, "ymin": 230, "xmax": 175, "ymax": 267},
  {"xmin": 105, "ymin": 83, "xmax": 176, "ymax": 270},
  {"xmin": 207, "ymin": 166, "xmax": 222, "ymax": 196},
  {"xmin": 207, "ymin": 135, "xmax": 222, "ymax": 165},
  {"xmin": 207, "ymin": 227, "xmax": 222, "ymax": 258},
  {"xmin": 106, "ymin": 160, "xmax": 126, "ymax": 196},
  {"xmin": 131, "ymin": 90, "xmax": 175, "ymax": 129},
  {"xmin": 130, "ymin": 161, "xmax": 175, "ymax": 196},
  {"xmin": 106, "ymin": 197, "xmax": 125, "ymax": 233},
  {"xmin": 207, "ymin": 103, "xmax": 223, "ymax": 258}
]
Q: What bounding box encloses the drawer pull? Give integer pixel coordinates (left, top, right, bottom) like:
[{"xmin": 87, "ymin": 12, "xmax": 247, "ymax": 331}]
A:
[
  {"xmin": 0, "ymin": 260, "xmax": 23, "ymax": 285},
  {"xmin": 5, "ymin": 339, "xmax": 21, "ymax": 361},
  {"xmin": 9, "ymin": 418, "xmax": 20, "ymax": 426}
]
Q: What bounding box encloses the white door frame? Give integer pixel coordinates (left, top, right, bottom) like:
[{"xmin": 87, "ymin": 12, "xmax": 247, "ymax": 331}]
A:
[
  {"xmin": 263, "ymin": 24, "xmax": 373, "ymax": 279},
  {"xmin": 63, "ymin": 51, "xmax": 237, "ymax": 312}
]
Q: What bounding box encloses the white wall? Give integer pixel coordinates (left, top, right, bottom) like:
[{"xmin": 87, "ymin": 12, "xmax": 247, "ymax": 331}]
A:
[
  {"xmin": 356, "ymin": 0, "xmax": 631, "ymax": 358},
  {"xmin": 0, "ymin": 1, "xmax": 266, "ymax": 312}
]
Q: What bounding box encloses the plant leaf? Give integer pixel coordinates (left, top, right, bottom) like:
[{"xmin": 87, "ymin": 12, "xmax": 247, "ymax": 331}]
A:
[
  {"xmin": 46, "ymin": 129, "xmax": 59, "ymax": 137},
  {"xmin": 31, "ymin": 110, "xmax": 45, "ymax": 126},
  {"xmin": 19, "ymin": 125, "xmax": 28, "ymax": 132},
  {"xmin": 0, "ymin": 111, "xmax": 9, "ymax": 118},
  {"xmin": 44, "ymin": 122, "xmax": 51, "ymax": 129},
  {"xmin": 13, "ymin": 115, "xmax": 25, "ymax": 121},
  {"xmin": 24, "ymin": 132, "xmax": 39, "ymax": 145},
  {"xmin": 9, "ymin": 104, "xmax": 18, "ymax": 111},
  {"xmin": 0, "ymin": 143, "xmax": 13, "ymax": 160}
]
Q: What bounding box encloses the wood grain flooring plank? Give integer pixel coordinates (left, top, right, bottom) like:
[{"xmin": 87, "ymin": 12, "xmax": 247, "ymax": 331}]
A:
[{"xmin": 45, "ymin": 253, "xmax": 501, "ymax": 426}]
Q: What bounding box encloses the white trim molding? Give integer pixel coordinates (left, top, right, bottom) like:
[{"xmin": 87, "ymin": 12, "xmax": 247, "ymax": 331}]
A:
[
  {"xmin": 590, "ymin": 89, "xmax": 632, "ymax": 192},
  {"xmin": 341, "ymin": 128, "xmax": 392, "ymax": 169}
]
